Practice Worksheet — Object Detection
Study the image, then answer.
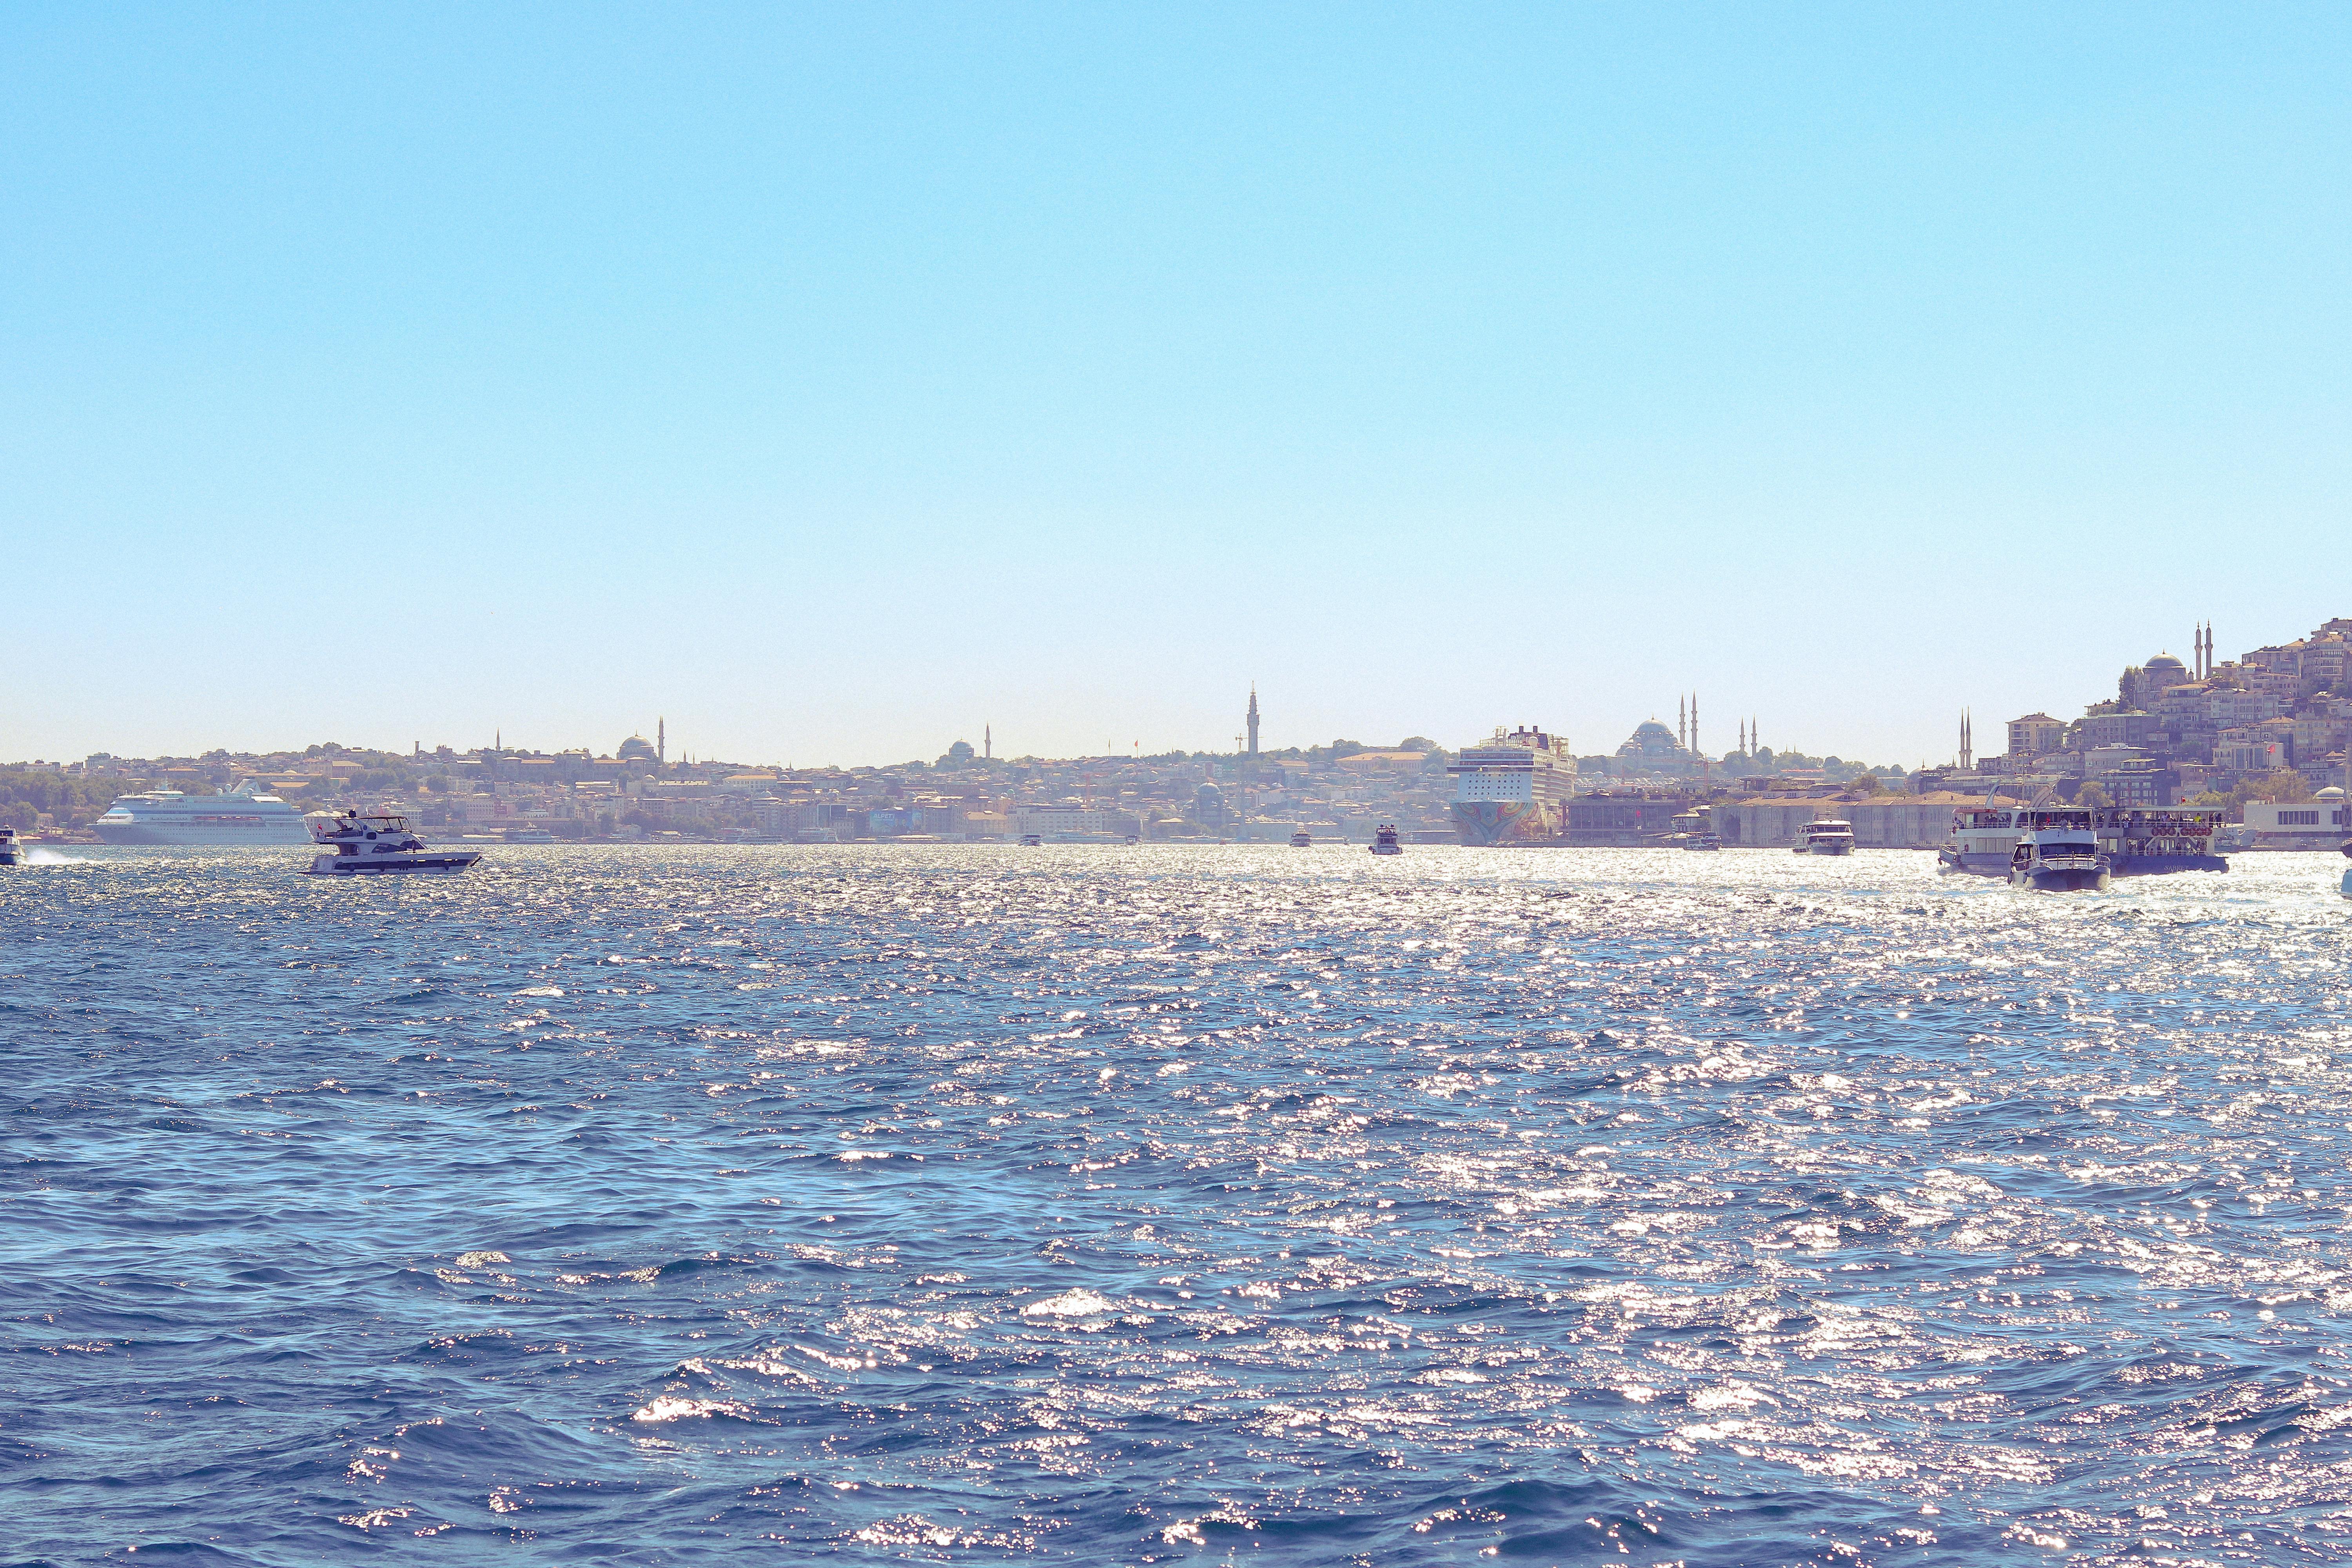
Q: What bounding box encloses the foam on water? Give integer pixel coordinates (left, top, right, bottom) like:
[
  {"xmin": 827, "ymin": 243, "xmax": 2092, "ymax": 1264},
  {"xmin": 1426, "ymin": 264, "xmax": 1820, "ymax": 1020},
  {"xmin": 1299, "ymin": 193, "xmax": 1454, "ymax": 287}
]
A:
[{"xmin": 5, "ymin": 844, "xmax": 2352, "ymax": 1563}]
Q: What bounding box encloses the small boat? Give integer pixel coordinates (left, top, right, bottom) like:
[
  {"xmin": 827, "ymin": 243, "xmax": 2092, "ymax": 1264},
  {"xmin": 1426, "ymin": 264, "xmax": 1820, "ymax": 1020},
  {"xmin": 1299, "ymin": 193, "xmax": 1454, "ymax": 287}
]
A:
[
  {"xmin": 502, "ymin": 826, "xmax": 556, "ymax": 844},
  {"xmin": 0, "ymin": 826, "xmax": 20, "ymax": 866},
  {"xmin": 1793, "ymin": 819, "xmax": 1855, "ymax": 855},
  {"xmin": 1125, "ymin": 833, "xmax": 1140, "ymax": 845},
  {"xmin": 2008, "ymin": 813, "xmax": 2109, "ymax": 891},
  {"xmin": 304, "ymin": 810, "xmax": 483, "ymax": 876},
  {"xmin": 1369, "ymin": 824, "xmax": 1403, "ymax": 856},
  {"xmin": 1290, "ymin": 829, "xmax": 1312, "ymax": 847},
  {"xmin": 1019, "ymin": 833, "xmax": 1044, "ymax": 847},
  {"xmin": 1684, "ymin": 832, "xmax": 1722, "ymax": 851}
]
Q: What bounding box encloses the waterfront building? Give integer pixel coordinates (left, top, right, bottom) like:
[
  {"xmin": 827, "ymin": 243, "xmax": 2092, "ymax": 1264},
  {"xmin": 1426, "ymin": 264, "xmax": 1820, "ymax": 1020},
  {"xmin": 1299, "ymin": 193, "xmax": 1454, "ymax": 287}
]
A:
[
  {"xmin": 1566, "ymin": 791, "xmax": 1691, "ymax": 846},
  {"xmin": 1015, "ymin": 804, "xmax": 1112, "ymax": 838},
  {"xmin": 2244, "ymin": 793, "xmax": 2351, "ymax": 849}
]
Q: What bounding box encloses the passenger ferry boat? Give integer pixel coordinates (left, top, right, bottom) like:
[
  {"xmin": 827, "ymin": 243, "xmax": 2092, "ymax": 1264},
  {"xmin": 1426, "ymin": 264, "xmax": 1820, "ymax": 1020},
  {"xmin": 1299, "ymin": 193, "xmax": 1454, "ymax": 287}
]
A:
[
  {"xmin": 0, "ymin": 826, "xmax": 20, "ymax": 866},
  {"xmin": 2005, "ymin": 809, "xmax": 2109, "ymax": 891},
  {"xmin": 1018, "ymin": 833, "xmax": 1044, "ymax": 847},
  {"xmin": 1290, "ymin": 829, "xmax": 1312, "ymax": 847},
  {"xmin": 1370, "ymin": 824, "xmax": 1403, "ymax": 855},
  {"xmin": 304, "ymin": 810, "xmax": 482, "ymax": 875},
  {"xmin": 93, "ymin": 781, "xmax": 312, "ymax": 846},
  {"xmin": 1794, "ymin": 819, "xmax": 1855, "ymax": 855},
  {"xmin": 1940, "ymin": 805, "xmax": 2227, "ymax": 877}
]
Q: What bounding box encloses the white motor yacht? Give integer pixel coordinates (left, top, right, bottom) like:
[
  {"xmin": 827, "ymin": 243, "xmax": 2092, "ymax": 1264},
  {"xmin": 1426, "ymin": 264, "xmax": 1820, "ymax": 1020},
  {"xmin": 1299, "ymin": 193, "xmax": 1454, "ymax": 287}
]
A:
[
  {"xmin": 2007, "ymin": 810, "xmax": 2109, "ymax": 891},
  {"xmin": 304, "ymin": 810, "xmax": 482, "ymax": 876},
  {"xmin": 1793, "ymin": 819, "xmax": 1855, "ymax": 855},
  {"xmin": 0, "ymin": 826, "xmax": 20, "ymax": 866},
  {"xmin": 1370, "ymin": 824, "xmax": 1403, "ymax": 855}
]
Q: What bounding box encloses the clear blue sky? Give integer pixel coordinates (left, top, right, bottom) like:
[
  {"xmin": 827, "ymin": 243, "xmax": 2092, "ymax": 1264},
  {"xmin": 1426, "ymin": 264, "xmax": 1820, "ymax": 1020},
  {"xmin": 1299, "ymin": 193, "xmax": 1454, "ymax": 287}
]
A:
[{"xmin": 5, "ymin": 5, "xmax": 2347, "ymax": 767}]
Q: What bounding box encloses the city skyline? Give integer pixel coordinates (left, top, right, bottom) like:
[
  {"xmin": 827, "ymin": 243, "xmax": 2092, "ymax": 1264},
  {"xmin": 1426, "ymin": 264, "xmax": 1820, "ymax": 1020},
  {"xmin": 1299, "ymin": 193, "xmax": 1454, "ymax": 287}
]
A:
[{"xmin": 0, "ymin": 599, "xmax": 2263, "ymax": 774}]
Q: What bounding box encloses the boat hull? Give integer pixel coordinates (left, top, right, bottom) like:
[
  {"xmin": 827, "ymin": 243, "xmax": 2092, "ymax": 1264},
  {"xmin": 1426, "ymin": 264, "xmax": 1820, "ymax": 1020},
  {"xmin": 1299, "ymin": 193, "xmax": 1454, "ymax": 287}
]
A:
[
  {"xmin": 93, "ymin": 821, "xmax": 312, "ymax": 846},
  {"xmin": 305, "ymin": 853, "xmax": 481, "ymax": 876},
  {"xmin": 1942, "ymin": 849, "xmax": 2223, "ymax": 877},
  {"xmin": 1450, "ymin": 799, "xmax": 1548, "ymax": 846},
  {"xmin": 2012, "ymin": 865, "xmax": 2111, "ymax": 892}
]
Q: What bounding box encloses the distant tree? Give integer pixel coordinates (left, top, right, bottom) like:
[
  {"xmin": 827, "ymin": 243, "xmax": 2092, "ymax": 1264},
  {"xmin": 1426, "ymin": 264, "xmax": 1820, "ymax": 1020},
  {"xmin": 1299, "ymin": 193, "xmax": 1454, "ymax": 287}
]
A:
[
  {"xmin": 2232, "ymin": 769, "xmax": 2312, "ymax": 811},
  {"xmin": 1398, "ymin": 736, "xmax": 1437, "ymax": 752},
  {"xmin": 1843, "ymin": 774, "xmax": 1884, "ymax": 799},
  {"xmin": 2074, "ymin": 782, "xmax": 2113, "ymax": 808}
]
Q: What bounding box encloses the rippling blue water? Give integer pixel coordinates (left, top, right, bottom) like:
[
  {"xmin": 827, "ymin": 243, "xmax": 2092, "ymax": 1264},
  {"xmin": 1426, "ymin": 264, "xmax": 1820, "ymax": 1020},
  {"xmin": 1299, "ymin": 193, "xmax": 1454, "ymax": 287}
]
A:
[{"xmin": 7, "ymin": 845, "xmax": 2352, "ymax": 1564}]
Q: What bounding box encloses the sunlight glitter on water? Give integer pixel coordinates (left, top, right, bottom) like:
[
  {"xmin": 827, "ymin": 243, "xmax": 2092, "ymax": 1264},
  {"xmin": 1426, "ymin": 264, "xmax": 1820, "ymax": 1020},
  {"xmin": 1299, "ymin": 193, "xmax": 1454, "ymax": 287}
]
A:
[{"xmin": 4, "ymin": 844, "xmax": 2352, "ymax": 1563}]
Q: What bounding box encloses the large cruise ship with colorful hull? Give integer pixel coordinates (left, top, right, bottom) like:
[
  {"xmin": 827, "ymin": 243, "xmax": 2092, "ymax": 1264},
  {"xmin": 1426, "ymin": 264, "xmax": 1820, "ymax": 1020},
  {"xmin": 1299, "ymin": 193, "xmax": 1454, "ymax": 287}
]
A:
[
  {"xmin": 1448, "ymin": 727, "xmax": 1577, "ymax": 845},
  {"xmin": 92, "ymin": 783, "xmax": 313, "ymax": 846}
]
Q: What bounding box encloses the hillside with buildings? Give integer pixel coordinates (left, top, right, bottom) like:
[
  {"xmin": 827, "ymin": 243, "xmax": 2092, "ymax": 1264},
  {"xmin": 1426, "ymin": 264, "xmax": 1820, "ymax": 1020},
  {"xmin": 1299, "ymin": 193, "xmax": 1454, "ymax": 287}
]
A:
[{"xmin": 1922, "ymin": 618, "xmax": 2352, "ymax": 811}]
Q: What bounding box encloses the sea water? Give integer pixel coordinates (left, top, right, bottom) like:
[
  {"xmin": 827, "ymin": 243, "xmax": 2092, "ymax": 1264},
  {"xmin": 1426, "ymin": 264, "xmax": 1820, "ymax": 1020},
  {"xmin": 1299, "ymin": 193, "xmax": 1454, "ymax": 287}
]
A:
[{"xmin": 5, "ymin": 845, "xmax": 2352, "ymax": 1564}]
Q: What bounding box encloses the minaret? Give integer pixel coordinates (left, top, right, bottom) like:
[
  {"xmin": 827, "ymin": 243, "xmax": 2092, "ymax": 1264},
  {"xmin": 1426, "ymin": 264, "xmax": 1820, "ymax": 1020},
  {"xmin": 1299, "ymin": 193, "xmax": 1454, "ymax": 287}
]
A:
[
  {"xmin": 1247, "ymin": 686, "xmax": 1260, "ymax": 757},
  {"xmin": 657, "ymin": 718, "xmax": 666, "ymax": 766},
  {"xmin": 1689, "ymin": 692, "xmax": 1698, "ymax": 758},
  {"xmin": 984, "ymin": 724, "xmax": 992, "ymax": 760},
  {"xmin": 1677, "ymin": 695, "xmax": 1687, "ymax": 751},
  {"xmin": 1960, "ymin": 710, "xmax": 1973, "ymax": 771}
]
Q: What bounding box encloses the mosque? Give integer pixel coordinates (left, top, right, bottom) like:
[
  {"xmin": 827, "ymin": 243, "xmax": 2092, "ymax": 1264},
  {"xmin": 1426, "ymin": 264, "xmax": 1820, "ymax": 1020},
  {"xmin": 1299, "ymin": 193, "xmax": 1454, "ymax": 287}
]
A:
[
  {"xmin": 1611, "ymin": 693, "xmax": 1705, "ymax": 773},
  {"xmin": 616, "ymin": 719, "xmax": 667, "ymax": 765}
]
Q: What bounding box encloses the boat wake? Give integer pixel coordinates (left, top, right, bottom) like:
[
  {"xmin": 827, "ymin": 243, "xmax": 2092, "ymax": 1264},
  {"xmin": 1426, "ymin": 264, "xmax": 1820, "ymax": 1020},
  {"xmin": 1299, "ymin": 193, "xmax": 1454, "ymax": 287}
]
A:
[{"xmin": 23, "ymin": 848, "xmax": 90, "ymax": 866}]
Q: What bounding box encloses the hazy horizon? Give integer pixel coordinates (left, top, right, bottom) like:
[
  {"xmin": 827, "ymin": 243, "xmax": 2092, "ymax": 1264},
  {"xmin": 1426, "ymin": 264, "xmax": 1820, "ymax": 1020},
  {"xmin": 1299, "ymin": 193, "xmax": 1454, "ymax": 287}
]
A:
[{"xmin": 8, "ymin": 5, "xmax": 2346, "ymax": 768}]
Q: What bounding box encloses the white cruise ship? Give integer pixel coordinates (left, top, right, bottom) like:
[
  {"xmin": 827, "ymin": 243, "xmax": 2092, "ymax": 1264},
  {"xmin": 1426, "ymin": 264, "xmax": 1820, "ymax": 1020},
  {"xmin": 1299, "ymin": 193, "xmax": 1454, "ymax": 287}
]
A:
[
  {"xmin": 1448, "ymin": 726, "xmax": 1577, "ymax": 844},
  {"xmin": 93, "ymin": 782, "xmax": 312, "ymax": 846}
]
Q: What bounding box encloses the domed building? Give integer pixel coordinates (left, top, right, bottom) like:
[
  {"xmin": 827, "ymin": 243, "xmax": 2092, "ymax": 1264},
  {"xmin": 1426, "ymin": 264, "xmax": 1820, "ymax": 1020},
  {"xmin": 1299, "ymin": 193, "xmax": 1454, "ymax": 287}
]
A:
[
  {"xmin": 1614, "ymin": 719, "xmax": 1691, "ymax": 768},
  {"xmin": 617, "ymin": 734, "xmax": 658, "ymax": 763},
  {"xmin": 2121, "ymin": 653, "xmax": 2193, "ymax": 711}
]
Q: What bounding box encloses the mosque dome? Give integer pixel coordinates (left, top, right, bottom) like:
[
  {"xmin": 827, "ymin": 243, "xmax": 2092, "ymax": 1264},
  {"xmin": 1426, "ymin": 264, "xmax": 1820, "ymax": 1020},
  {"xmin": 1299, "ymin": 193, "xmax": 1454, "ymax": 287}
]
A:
[
  {"xmin": 2145, "ymin": 653, "xmax": 2189, "ymax": 679},
  {"xmin": 617, "ymin": 734, "xmax": 657, "ymax": 762},
  {"xmin": 2320, "ymin": 786, "xmax": 2347, "ymax": 801},
  {"xmin": 1616, "ymin": 720, "xmax": 1685, "ymax": 758}
]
